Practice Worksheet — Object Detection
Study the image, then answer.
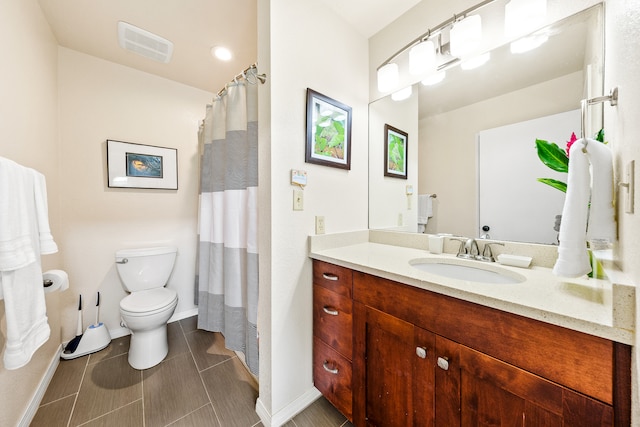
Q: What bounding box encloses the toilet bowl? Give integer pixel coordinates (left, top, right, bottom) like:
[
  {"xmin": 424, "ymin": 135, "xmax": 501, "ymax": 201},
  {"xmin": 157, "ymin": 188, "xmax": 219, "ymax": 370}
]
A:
[{"xmin": 115, "ymin": 246, "xmax": 178, "ymax": 370}]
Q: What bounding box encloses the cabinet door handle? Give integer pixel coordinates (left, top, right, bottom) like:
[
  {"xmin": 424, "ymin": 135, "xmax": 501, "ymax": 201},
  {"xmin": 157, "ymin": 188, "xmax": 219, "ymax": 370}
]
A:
[
  {"xmin": 437, "ymin": 356, "xmax": 449, "ymax": 371},
  {"xmin": 322, "ymin": 273, "xmax": 339, "ymax": 281},
  {"xmin": 322, "ymin": 306, "xmax": 339, "ymax": 316},
  {"xmin": 323, "ymin": 361, "xmax": 339, "ymax": 375},
  {"xmin": 416, "ymin": 346, "xmax": 427, "ymax": 359}
]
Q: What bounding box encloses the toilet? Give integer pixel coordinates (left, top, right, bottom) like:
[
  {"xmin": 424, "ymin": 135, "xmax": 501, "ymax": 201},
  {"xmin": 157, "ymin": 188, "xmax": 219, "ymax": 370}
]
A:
[{"xmin": 115, "ymin": 246, "xmax": 178, "ymax": 370}]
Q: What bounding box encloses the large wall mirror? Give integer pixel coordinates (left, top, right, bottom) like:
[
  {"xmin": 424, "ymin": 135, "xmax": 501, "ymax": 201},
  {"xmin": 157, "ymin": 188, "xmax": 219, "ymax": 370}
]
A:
[{"xmin": 368, "ymin": 4, "xmax": 603, "ymax": 245}]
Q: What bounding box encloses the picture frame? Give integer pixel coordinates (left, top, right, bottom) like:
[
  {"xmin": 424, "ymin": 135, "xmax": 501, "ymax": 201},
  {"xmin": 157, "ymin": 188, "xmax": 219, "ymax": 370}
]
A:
[
  {"xmin": 384, "ymin": 124, "xmax": 408, "ymax": 179},
  {"xmin": 305, "ymin": 88, "xmax": 352, "ymax": 170},
  {"xmin": 107, "ymin": 139, "xmax": 178, "ymax": 189}
]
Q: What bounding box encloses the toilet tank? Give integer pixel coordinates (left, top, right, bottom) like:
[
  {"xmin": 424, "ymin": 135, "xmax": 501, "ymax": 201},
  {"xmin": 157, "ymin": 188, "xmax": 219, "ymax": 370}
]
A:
[{"xmin": 115, "ymin": 246, "xmax": 177, "ymax": 292}]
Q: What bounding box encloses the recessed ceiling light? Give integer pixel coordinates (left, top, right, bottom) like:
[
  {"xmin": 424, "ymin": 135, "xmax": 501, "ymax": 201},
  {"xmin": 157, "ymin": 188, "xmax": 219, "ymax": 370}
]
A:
[{"xmin": 211, "ymin": 46, "xmax": 232, "ymax": 61}]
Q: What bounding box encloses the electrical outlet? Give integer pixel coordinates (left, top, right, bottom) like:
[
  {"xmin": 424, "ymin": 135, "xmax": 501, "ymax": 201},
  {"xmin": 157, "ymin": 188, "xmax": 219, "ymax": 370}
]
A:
[
  {"xmin": 293, "ymin": 190, "xmax": 304, "ymax": 211},
  {"xmin": 398, "ymin": 213, "xmax": 403, "ymax": 226},
  {"xmin": 315, "ymin": 216, "xmax": 325, "ymax": 234}
]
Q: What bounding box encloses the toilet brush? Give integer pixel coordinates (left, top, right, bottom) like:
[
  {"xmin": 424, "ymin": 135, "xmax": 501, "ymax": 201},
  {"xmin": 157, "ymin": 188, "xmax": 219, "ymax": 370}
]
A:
[
  {"xmin": 61, "ymin": 292, "xmax": 111, "ymax": 360},
  {"xmin": 63, "ymin": 295, "xmax": 83, "ymax": 354}
]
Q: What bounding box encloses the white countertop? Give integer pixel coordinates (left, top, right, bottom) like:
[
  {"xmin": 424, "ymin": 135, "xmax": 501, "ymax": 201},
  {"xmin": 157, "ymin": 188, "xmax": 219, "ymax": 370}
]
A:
[{"xmin": 309, "ymin": 234, "xmax": 635, "ymax": 345}]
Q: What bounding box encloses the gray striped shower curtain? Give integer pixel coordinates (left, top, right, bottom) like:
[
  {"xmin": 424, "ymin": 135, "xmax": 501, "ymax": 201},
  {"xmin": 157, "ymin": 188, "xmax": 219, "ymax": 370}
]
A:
[{"xmin": 197, "ymin": 73, "xmax": 259, "ymax": 375}]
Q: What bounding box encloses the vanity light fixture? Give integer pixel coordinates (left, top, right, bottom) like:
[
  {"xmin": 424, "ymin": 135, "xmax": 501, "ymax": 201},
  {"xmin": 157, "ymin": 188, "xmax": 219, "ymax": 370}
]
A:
[
  {"xmin": 421, "ymin": 71, "xmax": 446, "ymax": 86},
  {"xmin": 391, "ymin": 85, "xmax": 413, "ymax": 101},
  {"xmin": 505, "ymin": 0, "xmax": 547, "ymax": 53},
  {"xmin": 450, "ymin": 14, "xmax": 483, "ymax": 58},
  {"xmin": 504, "ymin": 0, "xmax": 547, "ymax": 39},
  {"xmin": 460, "ymin": 52, "xmax": 490, "ymax": 70},
  {"xmin": 409, "ymin": 39, "xmax": 437, "ymax": 75},
  {"xmin": 377, "ymin": 62, "xmax": 400, "ymax": 93}
]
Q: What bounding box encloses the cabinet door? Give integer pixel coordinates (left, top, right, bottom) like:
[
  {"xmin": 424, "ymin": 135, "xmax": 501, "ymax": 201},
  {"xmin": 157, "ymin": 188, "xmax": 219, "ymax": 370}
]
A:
[
  {"xmin": 354, "ymin": 305, "xmax": 436, "ymax": 427},
  {"xmin": 457, "ymin": 344, "xmax": 613, "ymax": 427}
]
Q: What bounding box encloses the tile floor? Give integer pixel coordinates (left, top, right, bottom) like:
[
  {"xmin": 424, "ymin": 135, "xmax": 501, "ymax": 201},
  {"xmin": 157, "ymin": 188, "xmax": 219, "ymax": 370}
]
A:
[{"xmin": 31, "ymin": 316, "xmax": 352, "ymax": 427}]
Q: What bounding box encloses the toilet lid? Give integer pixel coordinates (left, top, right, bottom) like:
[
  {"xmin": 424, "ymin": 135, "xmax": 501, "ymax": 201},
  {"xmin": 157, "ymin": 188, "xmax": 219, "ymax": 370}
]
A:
[{"xmin": 120, "ymin": 288, "xmax": 177, "ymax": 313}]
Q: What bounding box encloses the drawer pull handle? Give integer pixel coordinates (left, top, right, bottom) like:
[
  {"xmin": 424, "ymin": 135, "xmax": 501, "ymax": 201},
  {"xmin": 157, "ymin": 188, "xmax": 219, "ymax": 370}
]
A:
[
  {"xmin": 323, "ymin": 361, "xmax": 339, "ymax": 375},
  {"xmin": 322, "ymin": 273, "xmax": 339, "ymax": 281},
  {"xmin": 322, "ymin": 306, "xmax": 339, "ymax": 316},
  {"xmin": 437, "ymin": 356, "xmax": 449, "ymax": 371}
]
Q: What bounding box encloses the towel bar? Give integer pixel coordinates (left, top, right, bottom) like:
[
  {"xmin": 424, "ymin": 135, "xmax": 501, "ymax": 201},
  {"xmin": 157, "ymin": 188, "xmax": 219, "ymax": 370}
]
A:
[{"xmin": 580, "ymin": 87, "xmax": 618, "ymax": 145}]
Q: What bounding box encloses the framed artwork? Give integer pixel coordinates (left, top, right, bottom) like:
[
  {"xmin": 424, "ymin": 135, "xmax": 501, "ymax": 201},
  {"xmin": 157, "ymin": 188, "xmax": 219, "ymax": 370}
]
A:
[
  {"xmin": 107, "ymin": 139, "xmax": 178, "ymax": 189},
  {"xmin": 305, "ymin": 88, "xmax": 352, "ymax": 170},
  {"xmin": 384, "ymin": 124, "xmax": 408, "ymax": 179}
]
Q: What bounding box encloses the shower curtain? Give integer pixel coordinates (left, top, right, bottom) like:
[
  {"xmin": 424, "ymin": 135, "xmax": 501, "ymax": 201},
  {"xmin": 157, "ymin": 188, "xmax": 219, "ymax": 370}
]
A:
[{"xmin": 197, "ymin": 69, "xmax": 259, "ymax": 375}]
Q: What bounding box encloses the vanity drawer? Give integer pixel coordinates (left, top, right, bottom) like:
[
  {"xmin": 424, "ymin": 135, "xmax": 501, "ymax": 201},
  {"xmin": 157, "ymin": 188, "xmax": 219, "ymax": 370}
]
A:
[
  {"xmin": 314, "ymin": 285, "xmax": 353, "ymax": 359},
  {"xmin": 313, "ymin": 336, "xmax": 353, "ymax": 420},
  {"xmin": 313, "ymin": 260, "xmax": 352, "ymax": 298}
]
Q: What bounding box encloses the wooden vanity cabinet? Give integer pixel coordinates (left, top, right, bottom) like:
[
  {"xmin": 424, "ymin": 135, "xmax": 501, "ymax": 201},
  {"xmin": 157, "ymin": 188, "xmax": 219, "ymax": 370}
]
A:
[
  {"xmin": 312, "ymin": 261, "xmax": 354, "ymax": 420},
  {"xmin": 350, "ymin": 270, "xmax": 631, "ymax": 427}
]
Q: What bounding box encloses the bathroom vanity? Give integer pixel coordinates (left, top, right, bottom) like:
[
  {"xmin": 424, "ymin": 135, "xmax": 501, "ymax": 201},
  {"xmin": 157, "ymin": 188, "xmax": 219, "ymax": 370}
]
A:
[{"xmin": 310, "ymin": 232, "xmax": 633, "ymax": 426}]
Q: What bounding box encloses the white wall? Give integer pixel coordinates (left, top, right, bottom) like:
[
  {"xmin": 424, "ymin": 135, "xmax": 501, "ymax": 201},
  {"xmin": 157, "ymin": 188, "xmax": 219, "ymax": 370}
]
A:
[
  {"xmin": 0, "ymin": 1, "xmax": 62, "ymax": 425},
  {"xmin": 57, "ymin": 48, "xmax": 212, "ymax": 340},
  {"xmin": 257, "ymin": 0, "xmax": 369, "ymax": 422},
  {"xmin": 605, "ymin": 0, "xmax": 640, "ymax": 423}
]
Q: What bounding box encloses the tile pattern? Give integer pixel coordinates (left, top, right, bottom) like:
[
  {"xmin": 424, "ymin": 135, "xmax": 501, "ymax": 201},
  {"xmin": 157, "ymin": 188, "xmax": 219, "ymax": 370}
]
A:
[{"xmin": 32, "ymin": 316, "xmax": 352, "ymax": 427}]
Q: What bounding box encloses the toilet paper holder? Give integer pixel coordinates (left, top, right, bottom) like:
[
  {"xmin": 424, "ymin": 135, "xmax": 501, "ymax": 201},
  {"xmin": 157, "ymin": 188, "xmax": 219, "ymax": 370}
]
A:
[{"xmin": 42, "ymin": 269, "xmax": 69, "ymax": 293}]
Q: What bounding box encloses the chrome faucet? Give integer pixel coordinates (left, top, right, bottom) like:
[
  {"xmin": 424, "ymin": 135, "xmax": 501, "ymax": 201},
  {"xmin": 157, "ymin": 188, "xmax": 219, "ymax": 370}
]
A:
[{"xmin": 454, "ymin": 237, "xmax": 479, "ymax": 260}]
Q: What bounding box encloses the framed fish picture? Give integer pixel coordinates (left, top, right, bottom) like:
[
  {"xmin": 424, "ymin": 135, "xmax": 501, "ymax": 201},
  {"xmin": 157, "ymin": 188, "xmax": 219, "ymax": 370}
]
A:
[{"xmin": 107, "ymin": 140, "xmax": 178, "ymax": 189}]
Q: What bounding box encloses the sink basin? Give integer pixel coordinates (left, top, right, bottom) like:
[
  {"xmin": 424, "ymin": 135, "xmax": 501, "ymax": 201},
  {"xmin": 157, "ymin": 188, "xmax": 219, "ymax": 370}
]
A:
[{"xmin": 409, "ymin": 258, "xmax": 526, "ymax": 284}]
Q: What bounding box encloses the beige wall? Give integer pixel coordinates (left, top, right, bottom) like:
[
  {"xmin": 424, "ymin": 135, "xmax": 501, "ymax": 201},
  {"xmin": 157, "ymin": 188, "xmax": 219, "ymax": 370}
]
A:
[
  {"xmin": 257, "ymin": 0, "xmax": 369, "ymax": 421},
  {"xmin": 0, "ymin": 1, "xmax": 62, "ymax": 425},
  {"xmin": 57, "ymin": 48, "xmax": 212, "ymax": 340}
]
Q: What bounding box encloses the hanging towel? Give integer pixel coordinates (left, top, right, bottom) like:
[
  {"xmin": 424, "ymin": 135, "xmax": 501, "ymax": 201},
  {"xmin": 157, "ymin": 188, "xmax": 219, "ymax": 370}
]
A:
[
  {"xmin": 585, "ymin": 140, "xmax": 616, "ymax": 242},
  {"xmin": 553, "ymin": 138, "xmax": 615, "ymax": 278},
  {"xmin": 417, "ymin": 194, "xmax": 433, "ymax": 225},
  {"xmin": 0, "ymin": 157, "xmax": 55, "ymax": 369}
]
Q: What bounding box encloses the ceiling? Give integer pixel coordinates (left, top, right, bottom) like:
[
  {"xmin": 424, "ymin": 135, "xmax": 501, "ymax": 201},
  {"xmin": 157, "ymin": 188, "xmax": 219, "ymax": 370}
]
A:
[{"xmin": 37, "ymin": 0, "xmax": 420, "ymax": 94}]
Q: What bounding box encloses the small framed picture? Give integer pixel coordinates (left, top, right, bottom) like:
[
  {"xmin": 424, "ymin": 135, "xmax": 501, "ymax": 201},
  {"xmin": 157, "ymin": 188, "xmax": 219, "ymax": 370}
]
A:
[
  {"xmin": 107, "ymin": 140, "xmax": 178, "ymax": 189},
  {"xmin": 305, "ymin": 88, "xmax": 352, "ymax": 170},
  {"xmin": 384, "ymin": 124, "xmax": 408, "ymax": 179}
]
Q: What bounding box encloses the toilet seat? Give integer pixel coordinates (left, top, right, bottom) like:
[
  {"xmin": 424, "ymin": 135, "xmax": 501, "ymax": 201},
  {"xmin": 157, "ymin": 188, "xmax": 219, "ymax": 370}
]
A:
[{"xmin": 120, "ymin": 288, "xmax": 177, "ymax": 316}]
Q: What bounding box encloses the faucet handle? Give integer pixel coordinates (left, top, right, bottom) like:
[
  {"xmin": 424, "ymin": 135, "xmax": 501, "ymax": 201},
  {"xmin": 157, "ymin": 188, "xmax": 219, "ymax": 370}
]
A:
[
  {"xmin": 449, "ymin": 237, "xmax": 468, "ymax": 256},
  {"xmin": 480, "ymin": 242, "xmax": 505, "ymax": 262}
]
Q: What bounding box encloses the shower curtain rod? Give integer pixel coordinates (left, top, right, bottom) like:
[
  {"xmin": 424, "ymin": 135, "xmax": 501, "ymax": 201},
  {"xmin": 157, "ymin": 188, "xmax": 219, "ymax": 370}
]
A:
[{"xmin": 216, "ymin": 63, "xmax": 267, "ymax": 98}]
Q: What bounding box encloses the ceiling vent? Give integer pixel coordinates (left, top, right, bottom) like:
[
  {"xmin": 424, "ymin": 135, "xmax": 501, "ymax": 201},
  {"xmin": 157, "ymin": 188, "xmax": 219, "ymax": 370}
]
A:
[{"xmin": 117, "ymin": 21, "xmax": 173, "ymax": 64}]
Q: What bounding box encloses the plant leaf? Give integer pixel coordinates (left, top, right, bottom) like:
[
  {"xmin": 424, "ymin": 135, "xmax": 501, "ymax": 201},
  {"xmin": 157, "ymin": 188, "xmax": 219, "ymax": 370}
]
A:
[
  {"xmin": 537, "ymin": 178, "xmax": 567, "ymax": 192},
  {"xmin": 535, "ymin": 139, "xmax": 569, "ymax": 173},
  {"xmin": 595, "ymin": 128, "xmax": 605, "ymax": 143}
]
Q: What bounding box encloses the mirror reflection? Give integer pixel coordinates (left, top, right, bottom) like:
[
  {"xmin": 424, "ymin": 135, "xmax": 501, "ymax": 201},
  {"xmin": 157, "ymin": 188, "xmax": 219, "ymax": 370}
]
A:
[{"xmin": 368, "ymin": 4, "xmax": 603, "ymax": 244}]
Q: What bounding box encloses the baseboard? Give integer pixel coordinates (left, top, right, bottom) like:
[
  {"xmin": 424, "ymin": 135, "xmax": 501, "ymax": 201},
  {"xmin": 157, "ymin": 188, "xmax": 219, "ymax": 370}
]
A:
[
  {"xmin": 256, "ymin": 387, "xmax": 322, "ymax": 427},
  {"xmin": 19, "ymin": 344, "xmax": 62, "ymax": 427}
]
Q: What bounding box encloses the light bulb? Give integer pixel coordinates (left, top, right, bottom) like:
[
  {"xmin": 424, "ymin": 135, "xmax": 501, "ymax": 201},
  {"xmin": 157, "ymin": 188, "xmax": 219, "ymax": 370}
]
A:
[
  {"xmin": 377, "ymin": 63, "xmax": 399, "ymax": 93},
  {"xmin": 450, "ymin": 15, "xmax": 482, "ymax": 58},
  {"xmin": 421, "ymin": 71, "xmax": 446, "ymax": 86},
  {"xmin": 505, "ymin": 0, "xmax": 547, "ymax": 39},
  {"xmin": 410, "ymin": 40, "xmax": 436, "ymax": 75},
  {"xmin": 391, "ymin": 86, "xmax": 413, "ymax": 101}
]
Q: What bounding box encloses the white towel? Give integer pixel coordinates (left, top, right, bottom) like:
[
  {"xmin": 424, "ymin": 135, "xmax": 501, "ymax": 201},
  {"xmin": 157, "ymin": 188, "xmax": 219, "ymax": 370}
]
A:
[
  {"xmin": 553, "ymin": 138, "xmax": 615, "ymax": 278},
  {"xmin": 417, "ymin": 194, "xmax": 433, "ymax": 225},
  {"xmin": 0, "ymin": 156, "xmax": 56, "ymax": 369},
  {"xmin": 585, "ymin": 140, "xmax": 616, "ymax": 242}
]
